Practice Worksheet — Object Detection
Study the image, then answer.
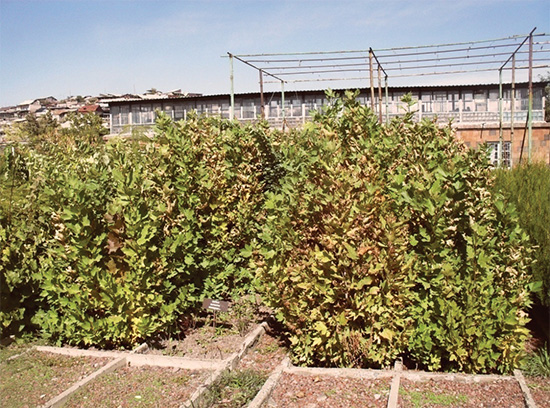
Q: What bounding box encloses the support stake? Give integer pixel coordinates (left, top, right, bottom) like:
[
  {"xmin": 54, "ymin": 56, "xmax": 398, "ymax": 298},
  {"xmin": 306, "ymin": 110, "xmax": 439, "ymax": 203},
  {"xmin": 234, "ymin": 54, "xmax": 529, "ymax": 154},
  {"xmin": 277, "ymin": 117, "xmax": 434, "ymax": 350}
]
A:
[
  {"xmin": 229, "ymin": 53, "xmax": 235, "ymax": 119},
  {"xmin": 378, "ymin": 64, "xmax": 383, "ymax": 124},
  {"xmin": 385, "ymin": 75, "xmax": 389, "ymax": 124},
  {"xmin": 259, "ymin": 69, "xmax": 265, "ymax": 120},
  {"xmin": 528, "ymin": 31, "xmax": 534, "ymax": 161},
  {"xmin": 369, "ymin": 48, "xmax": 375, "ymax": 111},
  {"xmin": 498, "ymin": 68, "xmax": 504, "ymax": 167}
]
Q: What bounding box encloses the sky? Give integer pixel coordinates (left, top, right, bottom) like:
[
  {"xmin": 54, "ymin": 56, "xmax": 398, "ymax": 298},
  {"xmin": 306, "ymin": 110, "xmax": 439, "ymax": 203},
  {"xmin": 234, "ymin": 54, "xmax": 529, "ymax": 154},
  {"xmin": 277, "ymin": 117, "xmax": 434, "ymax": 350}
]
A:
[{"xmin": 0, "ymin": 0, "xmax": 549, "ymax": 107}]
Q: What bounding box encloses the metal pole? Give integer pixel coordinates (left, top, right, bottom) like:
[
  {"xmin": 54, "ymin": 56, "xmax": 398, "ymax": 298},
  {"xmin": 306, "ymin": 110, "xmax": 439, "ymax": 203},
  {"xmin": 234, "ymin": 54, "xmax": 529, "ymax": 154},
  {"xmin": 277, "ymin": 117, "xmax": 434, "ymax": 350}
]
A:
[
  {"xmin": 511, "ymin": 54, "xmax": 515, "ymax": 167},
  {"xmin": 369, "ymin": 49, "xmax": 375, "ymax": 111},
  {"xmin": 281, "ymin": 81, "xmax": 286, "ymax": 129},
  {"xmin": 498, "ymin": 68, "xmax": 504, "ymax": 167},
  {"xmin": 259, "ymin": 69, "xmax": 265, "ymax": 119},
  {"xmin": 385, "ymin": 75, "xmax": 389, "ymax": 124},
  {"xmin": 378, "ymin": 64, "xmax": 383, "ymax": 124},
  {"xmin": 229, "ymin": 53, "xmax": 235, "ymax": 119},
  {"xmin": 528, "ymin": 31, "xmax": 533, "ymax": 161}
]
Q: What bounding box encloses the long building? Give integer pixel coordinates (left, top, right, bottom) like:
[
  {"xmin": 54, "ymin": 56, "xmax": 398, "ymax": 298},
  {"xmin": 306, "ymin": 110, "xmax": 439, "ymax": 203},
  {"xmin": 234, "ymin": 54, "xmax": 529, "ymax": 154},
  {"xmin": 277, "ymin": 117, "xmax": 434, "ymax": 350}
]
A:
[{"xmin": 107, "ymin": 81, "xmax": 549, "ymax": 166}]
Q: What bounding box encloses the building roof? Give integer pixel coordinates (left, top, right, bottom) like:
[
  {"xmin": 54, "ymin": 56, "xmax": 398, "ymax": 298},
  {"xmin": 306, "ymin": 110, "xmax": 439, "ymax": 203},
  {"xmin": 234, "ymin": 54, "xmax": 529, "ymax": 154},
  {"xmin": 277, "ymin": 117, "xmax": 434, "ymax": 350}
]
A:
[
  {"xmin": 77, "ymin": 104, "xmax": 102, "ymax": 113},
  {"xmin": 105, "ymin": 81, "xmax": 545, "ymax": 106}
]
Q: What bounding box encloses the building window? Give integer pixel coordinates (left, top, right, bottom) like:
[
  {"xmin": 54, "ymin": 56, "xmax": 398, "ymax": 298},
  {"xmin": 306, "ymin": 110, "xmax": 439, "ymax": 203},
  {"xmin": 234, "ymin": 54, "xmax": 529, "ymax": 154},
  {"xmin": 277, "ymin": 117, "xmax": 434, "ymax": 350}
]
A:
[
  {"xmin": 474, "ymin": 90, "xmax": 487, "ymax": 112},
  {"xmin": 421, "ymin": 92, "xmax": 432, "ymax": 113},
  {"xmin": 132, "ymin": 106, "xmax": 140, "ymax": 125},
  {"xmin": 141, "ymin": 105, "xmax": 153, "ymax": 124},
  {"xmin": 120, "ymin": 106, "xmax": 129, "ymax": 125},
  {"xmin": 487, "ymin": 141, "xmax": 511, "ymax": 168}
]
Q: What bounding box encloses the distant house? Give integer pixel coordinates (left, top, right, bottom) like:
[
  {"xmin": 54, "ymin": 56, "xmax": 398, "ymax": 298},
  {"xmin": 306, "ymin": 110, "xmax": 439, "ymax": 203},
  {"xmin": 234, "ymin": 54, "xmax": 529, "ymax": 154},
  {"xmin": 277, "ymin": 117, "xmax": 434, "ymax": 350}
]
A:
[
  {"xmin": 77, "ymin": 104, "xmax": 108, "ymax": 118},
  {"xmin": 15, "ymin": 99, "xmax": 42, "ymax": 117},
  {"xmin": 36, "ymin": 96, "xmax": 58, "ymax": 107},
  {"xmin": 13, "ymin": 97, "xmax": 58, "ymax": 118},
  {"xmin": 51, "ymin": 108, "xmax": 75, "ymax": 122}
]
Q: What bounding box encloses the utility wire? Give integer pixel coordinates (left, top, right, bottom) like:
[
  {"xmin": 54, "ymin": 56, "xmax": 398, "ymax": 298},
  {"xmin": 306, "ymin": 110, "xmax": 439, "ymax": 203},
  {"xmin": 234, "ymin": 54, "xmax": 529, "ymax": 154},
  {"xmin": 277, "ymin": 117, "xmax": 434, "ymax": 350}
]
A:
[
  {"xmin": 264, "ymin": 64, "xmax": 550, "ymax": 84},
  {"xmin": 263, "ymin": 50, "xmax": 550, "ymax": 71}
]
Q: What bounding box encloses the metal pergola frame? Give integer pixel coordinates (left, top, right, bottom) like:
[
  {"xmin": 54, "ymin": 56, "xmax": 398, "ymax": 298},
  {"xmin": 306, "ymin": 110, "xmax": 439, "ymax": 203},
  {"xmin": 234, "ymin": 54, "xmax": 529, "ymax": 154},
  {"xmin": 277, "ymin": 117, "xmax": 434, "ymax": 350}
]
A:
[{"xmin": 227, "ymin": 28, "xmax": 550, "ymax": 163}]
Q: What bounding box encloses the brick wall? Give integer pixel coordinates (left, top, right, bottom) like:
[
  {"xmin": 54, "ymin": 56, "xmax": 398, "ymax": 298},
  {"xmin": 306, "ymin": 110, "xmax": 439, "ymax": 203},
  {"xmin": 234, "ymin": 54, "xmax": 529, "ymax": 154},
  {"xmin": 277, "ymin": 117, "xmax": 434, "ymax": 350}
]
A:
[{"xmin": 454, "ymin": 123, "xmax": 550, "ymax": 165}]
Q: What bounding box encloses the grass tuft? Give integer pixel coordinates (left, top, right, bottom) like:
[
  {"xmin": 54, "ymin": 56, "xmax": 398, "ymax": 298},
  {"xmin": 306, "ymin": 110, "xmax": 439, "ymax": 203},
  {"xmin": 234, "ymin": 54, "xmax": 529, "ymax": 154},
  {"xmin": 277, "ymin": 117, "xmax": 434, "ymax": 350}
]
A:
[{"xmin": 523, "ymin": 345, "xmax": 550, "ymax": 377}]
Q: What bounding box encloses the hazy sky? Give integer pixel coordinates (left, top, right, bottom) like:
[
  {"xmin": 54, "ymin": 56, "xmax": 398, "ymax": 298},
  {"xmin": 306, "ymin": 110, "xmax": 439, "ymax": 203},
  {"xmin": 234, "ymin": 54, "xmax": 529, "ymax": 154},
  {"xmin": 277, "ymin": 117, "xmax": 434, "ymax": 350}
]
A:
[{"xmin": 0, "ymin": 0, "xmax": 549, "ymax": 106}]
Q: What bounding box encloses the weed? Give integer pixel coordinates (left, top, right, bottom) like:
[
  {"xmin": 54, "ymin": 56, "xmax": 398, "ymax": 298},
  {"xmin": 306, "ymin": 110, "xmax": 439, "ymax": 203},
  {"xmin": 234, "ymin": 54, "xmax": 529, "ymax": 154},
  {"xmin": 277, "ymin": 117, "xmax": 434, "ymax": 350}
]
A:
[
  {"xmin": 257, "ymin": 342, "xmax": 281, "ymax": 355},
  {"xmin": 196, "ymin": 369, "xmax": 266, "ymax": 408},
  {"xmin": 231, "ymin": 295, "xmax": 260, "ymax": 336},
  {"xmin": 400, "ymin": 388, "xmax": 468, "ymax": 408},
  {"xmin": 523, "ymin": 345, "xmax": 550, "ymax": 377}
]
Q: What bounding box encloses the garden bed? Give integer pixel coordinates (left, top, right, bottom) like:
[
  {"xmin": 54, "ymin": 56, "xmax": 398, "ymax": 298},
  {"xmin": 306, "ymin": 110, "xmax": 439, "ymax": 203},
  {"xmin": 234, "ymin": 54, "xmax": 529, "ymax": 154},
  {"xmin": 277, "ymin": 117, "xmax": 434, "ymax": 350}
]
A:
[
  {"xmin": 148, "ymin": 300, "xmax": 271, "ymax": 360},
  {"xmin": 398, "ymin": 378, "xmax": 525, "ymax": 408},
  {"xmin": 265, "ymin": 373, "xmax": 391, "ymax": 408},
  {"xmin": 1, "ymin": 317, "xmax": 544, "ymax": 408},
  {"xmin": 0, "ymin": 349, "xmax": 109, "ymax": 408},
  {"xmin": 148, "ymin": 322, "xmax": 261, "ymax": 360},
  {"xmin": 526, "ymin": 376, "xmax": 550, "ymax": 407},
  {"xmin": 63, "ymin": 366, "xmax": 211, "ymax": 407}
]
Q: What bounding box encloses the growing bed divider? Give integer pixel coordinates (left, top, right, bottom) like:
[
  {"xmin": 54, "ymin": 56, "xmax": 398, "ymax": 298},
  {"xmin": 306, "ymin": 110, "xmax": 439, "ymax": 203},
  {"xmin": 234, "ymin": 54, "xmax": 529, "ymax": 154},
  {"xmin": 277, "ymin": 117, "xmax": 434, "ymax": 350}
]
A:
[
  {"xmin": 30, "ymin": 322, "xmax": 268, "ymax": 408},
  {"xmin": 249, "ymin": 357, "xmax": 541, "ymax": 408},
  {"xmin": 25, "ymin": 321, "xmax": 539, "ymax": 408}
]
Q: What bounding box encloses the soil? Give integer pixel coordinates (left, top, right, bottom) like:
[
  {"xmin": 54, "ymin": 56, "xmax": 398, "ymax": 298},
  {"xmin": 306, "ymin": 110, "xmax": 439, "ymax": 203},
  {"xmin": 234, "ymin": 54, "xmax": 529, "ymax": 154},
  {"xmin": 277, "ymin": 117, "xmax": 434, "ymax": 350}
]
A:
[
  {"xmin": 238, "ymin": 327, "xmax": 288, "ymax": 375},
  {"xmin": 265, "ymin": 373, "xmax": 391, "ymax": 408},
  {"xmin": 148, "ymin": 300, "xmax": 272, "ymax": 360},
  {"xmin": 63, "ymin": 366, "xmax": 211, "ymax": 408},
  {"xmin": 149, "ymin": 323, "xmax": 259, "ymax": 360},
  {"xmin": 0, "ymin": 350, "xmax": 109, "ymax": 408},
  {"xmin": 526, "ymin": 376, "xmax": 550, "ymax": 407},
  {"xmin": 398, "ymin": 378, "xmax": 525, "ymax": 408}
]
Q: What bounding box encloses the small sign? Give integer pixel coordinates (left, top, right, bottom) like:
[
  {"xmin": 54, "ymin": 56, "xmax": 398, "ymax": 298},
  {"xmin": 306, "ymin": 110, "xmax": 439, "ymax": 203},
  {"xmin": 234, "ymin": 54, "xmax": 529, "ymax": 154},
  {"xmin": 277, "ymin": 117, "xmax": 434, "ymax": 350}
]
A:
[{"xmin": 202, "ymin": 298, "xmax": 230, "ymax": 313}]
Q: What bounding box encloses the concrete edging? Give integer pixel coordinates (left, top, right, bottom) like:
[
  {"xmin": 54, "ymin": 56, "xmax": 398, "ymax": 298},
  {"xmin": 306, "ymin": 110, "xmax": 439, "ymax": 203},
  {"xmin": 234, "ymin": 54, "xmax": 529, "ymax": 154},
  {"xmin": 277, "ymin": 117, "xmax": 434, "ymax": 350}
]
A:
[
  {"xmin": 35, "ymin": 346, "xmax": 125, "ymax": 359},
  {"xmin": 386, "ymin": 359, "xmax": 403, "ymax": 408},
  {"xmin": 225, "ymin": 322, "xmax": 268, "ymax": 370},
  {"xmin": 127, "ymin": 354, "xmax": 225, "ymax": 370},
  {"xmin": 284, "ymin": 364, "xmax": 394, "ymax": 379},
  {"xmin": 31, "ymin": 326, "xmax": 537, "ymax": 408},
  {"xmin": 400, "ymin": 371, "xmax": 516, "ymax": 383},
  {"xmin": 36, "ymin": 345, "xmax": 226, "ymax": 370},
  {"xmin": 248, "ymin": 356, "xmax": 290, "ymax": 408},
  {"xmin": 514, "ymin": 369, "xmax": 539, "ymax": 408}
]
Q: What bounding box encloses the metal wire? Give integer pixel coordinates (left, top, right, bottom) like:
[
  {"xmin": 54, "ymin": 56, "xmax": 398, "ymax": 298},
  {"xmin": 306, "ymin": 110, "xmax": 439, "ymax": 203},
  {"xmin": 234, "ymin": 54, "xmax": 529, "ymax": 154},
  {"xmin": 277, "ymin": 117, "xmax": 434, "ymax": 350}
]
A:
[
  {"xmin": 263, "ymin": 64, "xmax": 550, "ymax": 84},
  {"xmin": 230, "ymin": 29, "xmax": 550, "ymax": 87},
  {"xmin": 230, "ymin": 32, "xmax": 548, "ymax": 58}
]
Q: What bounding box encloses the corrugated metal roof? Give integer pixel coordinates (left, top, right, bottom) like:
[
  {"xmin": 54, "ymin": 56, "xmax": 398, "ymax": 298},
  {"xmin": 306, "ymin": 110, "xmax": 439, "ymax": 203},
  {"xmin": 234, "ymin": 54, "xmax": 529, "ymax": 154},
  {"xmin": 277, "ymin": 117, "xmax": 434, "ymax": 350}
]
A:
[{"xmin": 105, "ymin": 81, "xmax": 544, "ymax": 104}]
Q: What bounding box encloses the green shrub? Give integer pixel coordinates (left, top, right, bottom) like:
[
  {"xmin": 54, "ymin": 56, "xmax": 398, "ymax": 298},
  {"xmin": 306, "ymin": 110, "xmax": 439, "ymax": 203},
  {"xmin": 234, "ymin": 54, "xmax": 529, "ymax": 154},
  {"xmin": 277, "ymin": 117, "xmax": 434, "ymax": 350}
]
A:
[
  {"xmin": 257, "ymin": 91, "xmax": 533, "ymax": 373},
  {"xmin": 1, "ymin": 113, "xmax": 267, "ymax": 347},
  {"xmin": 0, "ymin": 147, "xmax": 46, "ymax": 339},
  {"xmin": 494, "ymin": 161, "xmax": 550, "ymax": 306}
]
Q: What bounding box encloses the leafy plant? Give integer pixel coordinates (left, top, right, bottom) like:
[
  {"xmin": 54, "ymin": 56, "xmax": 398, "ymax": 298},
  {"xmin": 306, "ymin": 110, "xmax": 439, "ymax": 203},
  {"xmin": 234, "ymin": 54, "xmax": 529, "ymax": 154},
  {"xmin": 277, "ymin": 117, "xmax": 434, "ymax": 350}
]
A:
[
  {"xmin": 522, "ymin": 345, "xmax": 550, "ymax": 377},
  {"xmin": 257, "ymin": 90, "xmax": 534, "ymax": 373},
  {"xmin": 1, "ymin": 112, "xmax": 271, "ymax": 347},
  {"xmin": 494, "ymin": 161, "xmax": 550, "ymax": 306}
]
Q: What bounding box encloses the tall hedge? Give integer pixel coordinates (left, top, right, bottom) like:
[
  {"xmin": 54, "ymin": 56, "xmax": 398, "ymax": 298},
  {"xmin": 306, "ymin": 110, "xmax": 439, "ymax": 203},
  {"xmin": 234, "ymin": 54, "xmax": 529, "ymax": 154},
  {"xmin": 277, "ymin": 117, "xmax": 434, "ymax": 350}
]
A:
[
  {"xmin": 1, "ymin": 113, "xmax": 267, "ymax": 347},
  {"xmin": 256, "ymin": 91, "xmax": 534, "ymax": 373},
  {"xmin": 494, "ymin": 161, "xmax": 550, "ymax": 307}
]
